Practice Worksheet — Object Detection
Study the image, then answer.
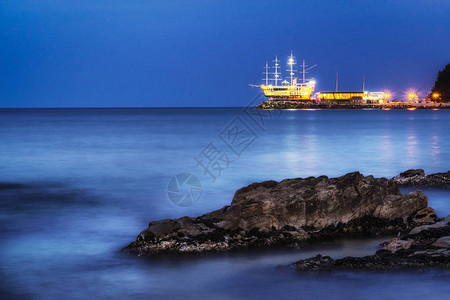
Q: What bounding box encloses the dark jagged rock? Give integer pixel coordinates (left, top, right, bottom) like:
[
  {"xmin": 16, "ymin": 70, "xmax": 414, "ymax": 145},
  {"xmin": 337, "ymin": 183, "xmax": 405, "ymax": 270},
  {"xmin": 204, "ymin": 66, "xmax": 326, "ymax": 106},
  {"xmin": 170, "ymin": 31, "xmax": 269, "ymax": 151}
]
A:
[
  {"xmin": 393, "ymin": 169, "xmax": 450, "ymax": 187},
  {"xmin": 408, "ymin": 215, "xmax": 450, "ymax": 235},
  {"xmin": 295, "ymin": 255, "xmax": 335, "ymax": 271},
  {"xmin": 124, "ymin": 172, "xmax": 427, "ymax": 256},
  {"xmin": 294, "ymin": 215, "xmax": 450, "ymax": 271},
  {"xmin": 411, "ymin": 207, "xmax": 438, "ymax": 225}
]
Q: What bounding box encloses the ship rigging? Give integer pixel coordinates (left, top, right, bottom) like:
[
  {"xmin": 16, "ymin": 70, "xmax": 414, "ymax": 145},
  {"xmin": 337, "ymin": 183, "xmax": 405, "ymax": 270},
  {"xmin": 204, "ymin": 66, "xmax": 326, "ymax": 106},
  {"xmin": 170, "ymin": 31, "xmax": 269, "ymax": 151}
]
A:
[{"xmin": 255, "ymin": 52, "xmax": 317, "ymax": 100}]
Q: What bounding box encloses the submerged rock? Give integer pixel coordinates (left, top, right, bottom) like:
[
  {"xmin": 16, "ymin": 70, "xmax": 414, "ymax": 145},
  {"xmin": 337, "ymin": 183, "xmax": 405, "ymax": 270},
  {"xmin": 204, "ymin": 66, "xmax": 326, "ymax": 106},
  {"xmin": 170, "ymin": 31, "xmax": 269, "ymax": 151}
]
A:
[
  {"xmin": 393, "ymin": 169, "xmax": 450, "ymax": 187},
  {"xmin": 294, "ymin": 215, "xmax": 450, "ymax": 271},
  {"xmin": 124, "ymin": 172, "xmax": 427, "ymax": 255}
]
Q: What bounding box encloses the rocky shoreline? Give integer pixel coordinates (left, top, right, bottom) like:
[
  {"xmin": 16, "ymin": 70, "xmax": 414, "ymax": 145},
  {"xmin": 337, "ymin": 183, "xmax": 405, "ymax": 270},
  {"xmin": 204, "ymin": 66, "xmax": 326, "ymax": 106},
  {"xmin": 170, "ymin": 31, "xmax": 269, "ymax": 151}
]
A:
[
  {"xmin": 393, "ymin": 169, "xmax": 450, "ymax": 188},
  {"xmin": 295, "ymin": 214, "xmax": 450, "ymax": 271},
  {"xmin": 256, "ymin": 101, "xmax": 450, "ymax": 110},
  {"xmin": 293, "ymin": 170, "xmax": 450, "ymax": 271},
  {"xmin": 124, "ymin": 170, "xmax": 450, "ymax": 270},
  {"xmin": 124, "ymin": 172, "xmax": 428, "ymax": 256}
]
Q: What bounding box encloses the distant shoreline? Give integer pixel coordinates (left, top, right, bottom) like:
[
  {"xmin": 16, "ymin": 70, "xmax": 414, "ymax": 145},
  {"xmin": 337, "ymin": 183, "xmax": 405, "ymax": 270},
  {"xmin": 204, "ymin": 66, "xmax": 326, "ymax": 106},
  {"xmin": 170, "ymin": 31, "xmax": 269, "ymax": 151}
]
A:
[{"xmin": 257, "ymin": 101, "xmax": 450, "ymax": 110}]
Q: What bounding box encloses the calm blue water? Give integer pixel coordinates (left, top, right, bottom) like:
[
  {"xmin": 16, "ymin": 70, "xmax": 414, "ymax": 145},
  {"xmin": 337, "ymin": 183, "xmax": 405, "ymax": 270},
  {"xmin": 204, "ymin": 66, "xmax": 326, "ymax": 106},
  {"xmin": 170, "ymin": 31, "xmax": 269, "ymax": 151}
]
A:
[{"xmin": 0, "ymin": 108, "xmax": 450, "ymax": 299}]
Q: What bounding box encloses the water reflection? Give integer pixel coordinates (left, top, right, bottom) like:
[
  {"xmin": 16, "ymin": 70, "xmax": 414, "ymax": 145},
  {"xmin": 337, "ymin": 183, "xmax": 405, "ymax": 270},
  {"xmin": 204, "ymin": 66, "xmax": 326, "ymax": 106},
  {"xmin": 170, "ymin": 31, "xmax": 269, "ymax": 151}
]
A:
[
  {"xmin": 431, "ymin": 134, "xmax": 441, "ymax": 167},
  {"xmin": 1, "ymin": 109, "xmax": 450, "ymax": 299},
  {"xmin": 406, "ymin": 134, "xmax": 418, "ymax": 165},
  {"xmin": 405, "ymin": 114, "xmax": 419, "ymax": 166},
  {"xmin": 381, "ymin": 135, "xmax": 393, "ymax": 164},
  {"xmin": 430, "ymin": 112, "xmax": 441, "ymax": 167}
]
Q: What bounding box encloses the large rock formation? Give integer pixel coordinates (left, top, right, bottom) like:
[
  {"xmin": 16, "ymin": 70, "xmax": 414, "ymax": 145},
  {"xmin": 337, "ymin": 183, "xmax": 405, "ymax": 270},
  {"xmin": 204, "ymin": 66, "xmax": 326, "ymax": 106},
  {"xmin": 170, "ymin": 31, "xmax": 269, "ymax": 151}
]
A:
[
  {"xmin": 393, "ymin": 169, "xmax": 450, "ymax": 187},
  {"xmin": 295, "ymin": 215, "xmax": 450, "ymax": 271},
  {"xmin": 124, "ymin": 172, "xmax": 427, "ymax": 255}
]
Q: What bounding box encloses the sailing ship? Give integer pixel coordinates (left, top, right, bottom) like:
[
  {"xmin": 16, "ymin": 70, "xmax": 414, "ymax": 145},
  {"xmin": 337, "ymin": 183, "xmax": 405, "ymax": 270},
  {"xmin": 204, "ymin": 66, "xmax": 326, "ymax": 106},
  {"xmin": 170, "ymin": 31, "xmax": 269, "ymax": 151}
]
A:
[
  {"xmin": 256, "ymin": 52, "xmax": 317, "ymax": 100},
  {"xmin": 254, "ymin": 52, "xmax": 391, "ymax": 103}
]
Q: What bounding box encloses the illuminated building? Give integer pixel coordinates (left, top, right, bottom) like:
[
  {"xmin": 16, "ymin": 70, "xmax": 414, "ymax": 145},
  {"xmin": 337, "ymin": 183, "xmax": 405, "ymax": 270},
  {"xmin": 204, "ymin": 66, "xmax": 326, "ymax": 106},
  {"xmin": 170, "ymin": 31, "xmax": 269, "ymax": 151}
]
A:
[
  {"xmin": 317, "ymin": 92, "xmax": 365, "ymax": 102},
  {"xmin": 363, "ymin": 92, "xmax": 391, "ymax": 104}
]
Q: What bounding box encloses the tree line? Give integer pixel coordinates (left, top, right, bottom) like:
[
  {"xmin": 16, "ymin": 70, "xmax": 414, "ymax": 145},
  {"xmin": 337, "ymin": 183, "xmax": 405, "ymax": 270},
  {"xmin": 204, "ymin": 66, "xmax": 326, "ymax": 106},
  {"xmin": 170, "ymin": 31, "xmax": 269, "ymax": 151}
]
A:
[{"xmin": 430, "ymin": 63, "xmax": 450, "ymax": 102}]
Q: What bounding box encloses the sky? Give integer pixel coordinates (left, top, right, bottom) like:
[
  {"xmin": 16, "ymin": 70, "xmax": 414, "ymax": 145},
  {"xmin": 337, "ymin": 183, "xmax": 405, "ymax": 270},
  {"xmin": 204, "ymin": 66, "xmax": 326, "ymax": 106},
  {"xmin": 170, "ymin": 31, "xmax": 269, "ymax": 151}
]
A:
[{"xmin": 1, "ymin": 0, "xmax": 450, "ymax": 107}]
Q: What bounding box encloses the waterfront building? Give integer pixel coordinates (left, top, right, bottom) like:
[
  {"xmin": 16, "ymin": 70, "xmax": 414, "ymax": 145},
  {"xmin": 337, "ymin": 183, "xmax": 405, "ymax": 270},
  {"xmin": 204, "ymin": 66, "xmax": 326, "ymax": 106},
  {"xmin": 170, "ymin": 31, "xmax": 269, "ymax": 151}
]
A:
[
  {"xmin": 363, "ymin": 92, "xmax": 391, "ymax": 104},
  {"xmin": 317, "ymin": 91, "xmax": 366, "ymax": 102}
]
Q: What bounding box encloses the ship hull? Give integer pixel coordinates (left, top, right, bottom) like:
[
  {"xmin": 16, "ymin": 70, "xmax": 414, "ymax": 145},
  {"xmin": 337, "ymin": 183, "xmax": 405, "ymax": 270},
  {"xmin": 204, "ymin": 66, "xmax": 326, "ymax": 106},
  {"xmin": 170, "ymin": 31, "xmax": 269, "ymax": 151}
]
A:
[{"xmin": 260, "ymin": 84, "xmax": 314, "ymax": 101}]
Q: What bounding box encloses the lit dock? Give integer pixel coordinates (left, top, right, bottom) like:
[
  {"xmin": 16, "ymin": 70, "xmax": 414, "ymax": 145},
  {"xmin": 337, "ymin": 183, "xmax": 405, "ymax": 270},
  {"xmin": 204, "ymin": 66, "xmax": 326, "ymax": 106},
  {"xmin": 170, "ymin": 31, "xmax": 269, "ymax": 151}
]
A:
[{"xmin": 257, "ymin": 101, "xmax": 450, "ymax": 110}]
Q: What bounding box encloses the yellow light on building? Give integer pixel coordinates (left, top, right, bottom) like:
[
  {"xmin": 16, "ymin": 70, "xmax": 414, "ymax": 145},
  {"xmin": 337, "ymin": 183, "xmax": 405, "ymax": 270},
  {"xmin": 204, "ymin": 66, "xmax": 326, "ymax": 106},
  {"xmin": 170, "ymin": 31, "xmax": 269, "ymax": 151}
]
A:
[{"xmin": 432, "ymin": 92, "xmax": 440, "ymax": 100}]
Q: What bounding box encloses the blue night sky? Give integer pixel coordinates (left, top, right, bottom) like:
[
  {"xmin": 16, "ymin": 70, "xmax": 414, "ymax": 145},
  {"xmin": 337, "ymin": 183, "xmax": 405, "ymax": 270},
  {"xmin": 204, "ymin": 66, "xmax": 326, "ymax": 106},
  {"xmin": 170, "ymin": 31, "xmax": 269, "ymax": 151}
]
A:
[{"xmin": 1, "ymin": 0, "xmax": 449, "ymax": 107}]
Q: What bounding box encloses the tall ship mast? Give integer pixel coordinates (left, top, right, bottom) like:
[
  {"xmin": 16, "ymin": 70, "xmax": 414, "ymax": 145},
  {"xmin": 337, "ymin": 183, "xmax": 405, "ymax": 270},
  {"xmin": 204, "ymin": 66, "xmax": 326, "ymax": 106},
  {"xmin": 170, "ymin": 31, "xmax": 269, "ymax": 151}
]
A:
[{"xmin": 258, "ymin": 51, "xmax": 317, "ymax": 101}]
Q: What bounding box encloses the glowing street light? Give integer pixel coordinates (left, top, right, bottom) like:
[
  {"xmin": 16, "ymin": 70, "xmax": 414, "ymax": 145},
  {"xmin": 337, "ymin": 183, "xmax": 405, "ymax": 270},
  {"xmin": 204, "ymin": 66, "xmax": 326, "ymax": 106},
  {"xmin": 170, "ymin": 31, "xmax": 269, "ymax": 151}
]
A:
[
  {"xmin": 406, "ymin": 89, "xmax": 419, "ymax": 102},
  {"xmin": 432, "ymin": 92, "xmax": 441, "ymax": 100},
  {"xmin": 383, "ymin": 90, "xmax": 393, "ymax": 103}
]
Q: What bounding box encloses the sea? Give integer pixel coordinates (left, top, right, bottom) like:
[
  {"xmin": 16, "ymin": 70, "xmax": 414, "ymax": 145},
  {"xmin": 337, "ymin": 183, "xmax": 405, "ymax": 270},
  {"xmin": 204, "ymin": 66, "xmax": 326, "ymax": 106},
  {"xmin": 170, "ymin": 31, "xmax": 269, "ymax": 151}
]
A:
[{"xmin": 0, "ymin": 108, "xmax": 450, "ymax": 299}]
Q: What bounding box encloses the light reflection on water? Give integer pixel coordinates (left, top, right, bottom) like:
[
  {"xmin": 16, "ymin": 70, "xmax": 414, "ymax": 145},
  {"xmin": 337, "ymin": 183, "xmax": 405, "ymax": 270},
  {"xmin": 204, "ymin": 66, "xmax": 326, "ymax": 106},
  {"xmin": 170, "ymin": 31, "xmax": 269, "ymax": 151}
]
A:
[{"xmin": 0, "ymin": 108, "xmax": 450, "ymax": 299}]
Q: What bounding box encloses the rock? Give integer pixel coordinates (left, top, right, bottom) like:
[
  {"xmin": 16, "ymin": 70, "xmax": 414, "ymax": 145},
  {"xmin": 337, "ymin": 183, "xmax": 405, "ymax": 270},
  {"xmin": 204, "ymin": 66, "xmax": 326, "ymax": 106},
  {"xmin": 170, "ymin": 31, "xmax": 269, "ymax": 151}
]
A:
[
  {"xmin": 382, "ymin": 238, "xmax": 414, "ymax": 253},
  {"xmin": 393, "ymin": 169, "xmax": 426, "ymax": 186},
  {"xmin": 294, "ymin": 250, "xmax": 450, "ymax": 271},
  {"xmin": 399, "ymin": 169, "xmax": 425, "ymax": 178},
  {"xmin": 432, "ymin": 236, "xmax": 450, "ymax": 249},
  {"xmin": 409, "ymin": 215, "xmax": 450, "ymax": 235},
  {"xmin": 294, "ymin": 222, "xmax": 450, "ymax": 271},
  {"xmin": 393, "ymin": 169, "xmax": 450, "ymax": 187},
  {"xmin": 295, "ymin": 255, "xmax": 335, "ymax": 271},
  {"xmin": 427, "ymin": 172, "xmax": 450, "ymax": 187},
  {"xmin": 411, "ymin": 207, "xmax": 438, "ymax": 225},
  {"xmin": 373, "ymin": 191, "xmax": 427, "ymax": 222},
  {"xmin": 124, "ymin": 172, "xmax": 428, "ymax": 255}
]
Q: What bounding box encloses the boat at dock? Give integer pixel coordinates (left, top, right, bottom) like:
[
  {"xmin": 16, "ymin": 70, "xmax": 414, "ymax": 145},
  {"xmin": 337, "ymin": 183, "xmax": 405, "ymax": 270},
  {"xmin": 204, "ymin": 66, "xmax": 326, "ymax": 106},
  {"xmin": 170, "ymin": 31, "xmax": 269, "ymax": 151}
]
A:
[
  {"xmin": 252, "ymin": 52, "xmax": 317, "ymax": 101},
  {"xmin": 252, "ymin": 52, "xmax": 390, "ymax": 104}
]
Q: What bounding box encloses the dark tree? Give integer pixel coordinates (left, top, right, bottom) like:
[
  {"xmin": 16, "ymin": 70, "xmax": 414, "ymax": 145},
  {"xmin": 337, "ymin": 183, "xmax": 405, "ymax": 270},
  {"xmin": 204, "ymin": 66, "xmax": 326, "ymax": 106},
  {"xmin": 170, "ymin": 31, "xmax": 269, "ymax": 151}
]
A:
[{"xmin": 430, "ymin": 63, "xmax": 450, "ymax": 102}]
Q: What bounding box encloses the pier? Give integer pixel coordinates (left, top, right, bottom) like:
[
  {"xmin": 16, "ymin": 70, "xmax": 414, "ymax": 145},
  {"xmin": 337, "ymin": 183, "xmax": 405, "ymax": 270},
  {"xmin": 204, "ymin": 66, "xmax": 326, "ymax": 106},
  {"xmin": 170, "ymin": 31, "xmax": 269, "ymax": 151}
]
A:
[{"xmin": 257, "ymin": 100, "xmax": 450, "ymax": 110}]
